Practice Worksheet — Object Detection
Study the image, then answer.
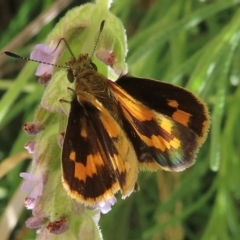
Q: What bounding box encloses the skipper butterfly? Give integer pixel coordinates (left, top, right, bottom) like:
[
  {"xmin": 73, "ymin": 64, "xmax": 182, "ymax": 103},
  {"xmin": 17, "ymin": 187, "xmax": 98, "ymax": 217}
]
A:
[{"xmin": 2, "ymin": 21, "xmax": 210, "ymax": 206}]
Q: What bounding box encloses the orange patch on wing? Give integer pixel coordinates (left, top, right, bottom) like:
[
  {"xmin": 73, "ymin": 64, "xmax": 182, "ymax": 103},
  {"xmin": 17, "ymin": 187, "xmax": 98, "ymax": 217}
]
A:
[
  {"xmin": 74, "ymin": 153, "xmax": 104, "ymax": 182},
  {"xmin": 170, "ymin": 137, "xmax": 181, "ymax": 149},
  {"xmin": 140, "ymin": 134, "xmax": 180, "ymax": 151},
  {"xmin": 168, "ymin": 100, "xmax": 179, "ymax": 108},
  {"xmin": 80, "ymin": 129, "xmax": 87, "ymax": 138},
  {"xmin": 157, "ymin": 136, "xmax": 180, "ymax": 150},
  {"xmin": 159, "ymin": 118, "xmax": 173, "ymax": 134},
  {"xmin": 152, "ymin": 135, "xmax": 166, "ymax": 151},
  {"xmin": 172, "ymin": 110, "xmax": 191, "ymax": 127},
  {"xmin": 99, "ymin": 115, "xmax": 119, "ymax": 138},
  {"xmin": 139, "ymin": 135, "xmax": 165, "ymax": 151},
  {"xmin": 125, "ymin": 101, "xmax": 154, "ymax": 121},
  {"xmin": 110, "ymin": 83, "xmax": 154, "ymax": 121},
  {"xmin": 69, "ymin": 151, "xmax": 76, "ymax": 161}
]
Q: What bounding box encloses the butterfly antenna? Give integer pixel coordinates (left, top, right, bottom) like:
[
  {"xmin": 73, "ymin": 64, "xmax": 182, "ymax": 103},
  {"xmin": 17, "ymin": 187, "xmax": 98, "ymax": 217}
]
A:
[
  {"xmin": 53, "ymin": 38, "xmax": 76, "ymax": 60},
  {"xmin": 90, "ymin": 20, "xmax": 105, "ymax": 59},
  {"xmin": 2, "ymin": 22, "xmax": 104, "ymax": 67},
  {"xmin": 1, "ymin": 51, "xmax": 68, "ymax": 69}
]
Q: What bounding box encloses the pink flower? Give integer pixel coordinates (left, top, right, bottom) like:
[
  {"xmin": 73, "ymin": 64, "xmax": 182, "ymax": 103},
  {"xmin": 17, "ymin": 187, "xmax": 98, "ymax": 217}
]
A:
[
  {"xmin": 22, "ymin": 122, "xmax": 44, "ymax": 135},
  {"xmin": 24, "ymin": 141, "xmax": 35, "ymax": 153},
  {"xmin": 96, "ymin": 49, "xmax": 116, "ymax": 67},
  {"xmin": 25, "ymin": 216, "xmax": 44, "ymax": 229},
  {"xmin": 94, "ymin": 196, "xmax": 117, "ymax": 214},
  {"xmin": 20, "ymin": 172, "xmax": 46, "ymax": 209},
  {"xmin": 24, "ymin": 197, "xmax": 36, "ymax": 210},
  {"xmin": 30, "ymin": 44, "xmax": 61, "ymax": 77}
]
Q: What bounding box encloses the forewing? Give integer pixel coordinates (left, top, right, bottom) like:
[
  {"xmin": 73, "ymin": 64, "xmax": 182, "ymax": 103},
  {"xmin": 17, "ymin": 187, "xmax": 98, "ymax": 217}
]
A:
[
  {"xmin": 116, "ymin": 75, "xmax": 210, "ymax": 146},
  {"xmin": 62, "ymin": 94, "xmax": 138, "ymax": 205},
  {"xmin": 109, "ymin": 79, "xmax": 206, "ymax": 171}
]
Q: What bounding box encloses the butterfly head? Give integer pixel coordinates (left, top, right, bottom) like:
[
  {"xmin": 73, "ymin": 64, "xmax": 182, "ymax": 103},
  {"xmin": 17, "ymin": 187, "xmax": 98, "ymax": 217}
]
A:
[
  {"xmin": 65, "ymin": 21, "xmax": 105, "ymax": 84},
  {"xmin": 66, "ymin": 54, "xmax": 98, "ymax": 83}
]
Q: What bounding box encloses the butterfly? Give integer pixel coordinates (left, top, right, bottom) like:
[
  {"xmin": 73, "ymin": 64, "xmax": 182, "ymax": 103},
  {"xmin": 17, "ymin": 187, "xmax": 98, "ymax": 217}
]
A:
[
  {"xmin": 60, "ymin": 21, "xmax": 210, "ymax": 205},
  {"xmin": 2, "ymin": 21, "xmax": 210, "ymax": 206}
]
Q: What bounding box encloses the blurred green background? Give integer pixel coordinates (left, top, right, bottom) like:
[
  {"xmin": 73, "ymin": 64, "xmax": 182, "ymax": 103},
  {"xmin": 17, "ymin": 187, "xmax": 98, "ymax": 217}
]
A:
[{"xmin": 1, "ymin": 0, "xmax": 240, "ymax": 239}]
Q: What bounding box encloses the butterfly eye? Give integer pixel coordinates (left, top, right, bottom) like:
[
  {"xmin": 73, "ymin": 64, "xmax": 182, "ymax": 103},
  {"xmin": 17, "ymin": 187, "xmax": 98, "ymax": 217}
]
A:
[
  {"xmin": 90, "ymin": 61, "xmax": 97, "ymax": 71},
  {"xmin": 67, "ymin": 69, "xmax": 74, "ymax": 83}
]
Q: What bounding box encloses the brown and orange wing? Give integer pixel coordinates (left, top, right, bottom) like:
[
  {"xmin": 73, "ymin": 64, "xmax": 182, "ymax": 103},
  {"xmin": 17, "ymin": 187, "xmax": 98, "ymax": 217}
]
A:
[
  {"xmin": 108, "ymin": 76, "xmax": 210, "ymax": 171},
  {"xmin": 62, "ymin": 93, "xmax": 138, "ymax": 205}
]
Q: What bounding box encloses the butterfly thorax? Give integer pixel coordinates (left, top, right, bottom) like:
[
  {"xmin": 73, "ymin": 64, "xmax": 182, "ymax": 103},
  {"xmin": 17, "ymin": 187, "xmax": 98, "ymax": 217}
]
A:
[
  {"xmin": 67, "ymin": 54, "xmax": 96, "ymax": 80},
  {"xmin": 67, "ymin": 54, "xmax": 121, "ymax": 122}
]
